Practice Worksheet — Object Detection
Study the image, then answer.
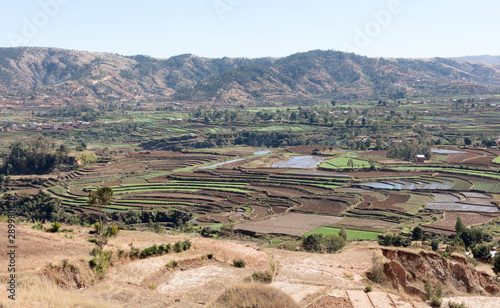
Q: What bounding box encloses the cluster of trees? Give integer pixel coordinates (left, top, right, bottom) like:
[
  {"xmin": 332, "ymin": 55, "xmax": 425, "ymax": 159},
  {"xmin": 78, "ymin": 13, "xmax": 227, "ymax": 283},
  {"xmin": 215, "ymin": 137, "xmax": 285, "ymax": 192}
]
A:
[
  {"xmin": 301, "ymin": 233, "xmax": 346, "ymax": 253},
  {"xmin": 0, "ymin": 190, "xmax": 66, "ymax": 223},
  {"xmin": 454, "ymin": 216, "xmax": 491, "ymax": 249},
  {"xmin": 378, "ymin": 233, "xmax": 412, "ymax": 247},
  {"xmin": 386, "ymin": 138, "xmax": 432, "ymax": 161},
  {"xmin": 39, "ymin": 104, "xmax": 103, "ymax": 121},
  {"xmin": 1, "ymin": 137, "xmax": 70, "ymax": 175}
]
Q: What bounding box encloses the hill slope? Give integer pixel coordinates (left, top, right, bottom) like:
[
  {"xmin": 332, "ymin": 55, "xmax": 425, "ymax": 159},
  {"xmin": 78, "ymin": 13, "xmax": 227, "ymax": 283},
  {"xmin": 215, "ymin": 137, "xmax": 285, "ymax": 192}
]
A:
[
  {"xmin": 1, "ymin": 222, "xmax": 499, "ymax": 307},
  {"xmin": 451, "ymin": 55, "xmax": 500, "ymax": 65},
  {"xmin": 0, "ymin": 47, "xmax": 499, "ymax": 105}
]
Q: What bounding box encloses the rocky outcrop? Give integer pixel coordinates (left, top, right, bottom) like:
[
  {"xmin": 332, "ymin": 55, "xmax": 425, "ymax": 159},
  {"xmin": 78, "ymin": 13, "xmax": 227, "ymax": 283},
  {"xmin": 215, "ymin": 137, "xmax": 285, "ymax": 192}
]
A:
[{"xmin": 382, "ymin": 248, "xmax": 500, "ymax": 299}]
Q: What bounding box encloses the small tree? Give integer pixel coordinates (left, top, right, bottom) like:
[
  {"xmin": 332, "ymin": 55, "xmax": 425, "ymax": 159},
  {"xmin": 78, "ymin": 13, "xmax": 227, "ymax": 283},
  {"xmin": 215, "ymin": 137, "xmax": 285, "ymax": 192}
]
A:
[
  {"xmin": 301, "ymin": 234, "xmax": 323, "ymax": 252},
  {"xmin": 339, "ymin": 228, "xmax": 348, "ymax": 241},
  {"xmin": 455, "ymin": 216, "xmax": 466, "ymax": 235},
  {"xmin": 431, "ymin": 239, "xmax": 440, "ymax": 252},
  {"xmin": 492, "ymin": 255, "xmax": 500, "ymax": 277},
  {"xmin": 472, "ymin": 244, "xmax": 492, "ymax": 260},
  {"xmin": 412, "ymin": 226, "xmax": 424, "ymax": 241},
  {"xmin": 86, "ymin": 186, "xmax": 114, "ymax": 233}
]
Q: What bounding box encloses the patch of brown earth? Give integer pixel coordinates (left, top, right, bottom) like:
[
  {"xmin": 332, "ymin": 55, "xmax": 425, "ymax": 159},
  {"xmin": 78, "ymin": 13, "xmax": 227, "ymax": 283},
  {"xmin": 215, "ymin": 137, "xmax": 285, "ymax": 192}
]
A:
[
  {"xmin": 382, "ymin": 248, "xmax": 500, "ymax": 299},
  {"xmin": 309, "ymin": 296, "xmax": 354, "ymax": 308}
]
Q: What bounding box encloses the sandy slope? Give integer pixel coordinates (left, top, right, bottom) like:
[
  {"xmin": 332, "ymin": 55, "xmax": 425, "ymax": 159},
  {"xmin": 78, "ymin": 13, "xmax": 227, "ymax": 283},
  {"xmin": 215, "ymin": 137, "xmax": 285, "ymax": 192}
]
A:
[{"xmin": 1, "ymin": 222, "xmax": 500, "ymax": 308}]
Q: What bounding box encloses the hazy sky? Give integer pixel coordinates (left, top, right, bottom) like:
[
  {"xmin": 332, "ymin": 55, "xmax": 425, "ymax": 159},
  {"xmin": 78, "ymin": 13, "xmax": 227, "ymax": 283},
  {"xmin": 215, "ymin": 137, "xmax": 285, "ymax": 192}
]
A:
[{"xmin": 1, "ymin": 0, "xmax": 499, "ymax": 59}]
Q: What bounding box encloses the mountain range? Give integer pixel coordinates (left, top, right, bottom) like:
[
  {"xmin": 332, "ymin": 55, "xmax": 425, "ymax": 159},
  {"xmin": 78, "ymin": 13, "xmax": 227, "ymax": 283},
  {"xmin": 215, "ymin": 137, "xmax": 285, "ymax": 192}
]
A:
[{"xmin": 0, "ymin": 47, "xmax": 499, "ymax": 105}]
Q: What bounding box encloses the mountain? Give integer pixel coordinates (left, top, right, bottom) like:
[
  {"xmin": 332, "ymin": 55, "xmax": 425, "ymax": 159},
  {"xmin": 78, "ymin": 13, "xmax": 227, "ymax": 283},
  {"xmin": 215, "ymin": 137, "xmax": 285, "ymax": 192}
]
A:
[
  {"xmin": 450, "ymin": 55, "xmax": 500, "ymax": 65},
  {"xmin": 0, "ymin": 47, "xmax": 499, "ymax": 105}
]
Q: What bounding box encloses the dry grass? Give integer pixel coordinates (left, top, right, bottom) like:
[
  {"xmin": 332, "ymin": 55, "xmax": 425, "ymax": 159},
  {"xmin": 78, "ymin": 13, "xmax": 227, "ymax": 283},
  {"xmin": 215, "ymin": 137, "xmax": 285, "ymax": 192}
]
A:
[
  {"xmin": 208, "ymin": 283, "xmax": 300, "ymax": 308},
  {"xmin": 0, "ymin": 274, "xmax": 120, "ymax": 308}
]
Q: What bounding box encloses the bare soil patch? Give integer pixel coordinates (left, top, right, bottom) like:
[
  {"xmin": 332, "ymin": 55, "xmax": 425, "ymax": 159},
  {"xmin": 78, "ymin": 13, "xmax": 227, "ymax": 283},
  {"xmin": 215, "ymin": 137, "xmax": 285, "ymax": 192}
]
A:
[
  {"xmin": 295, "ymin": 198, "xmax": 348, "ymax": 215},
  {"xmin": 422, "ymin": 211, "xmax": 499, "ymax": 234},
  {"xmin": 309, "ymin": 296, "xmax": 354, "ymax": 308},
  {"xmin": 235, "ymin": 213, "xmax": 342, "ymax": 236}
]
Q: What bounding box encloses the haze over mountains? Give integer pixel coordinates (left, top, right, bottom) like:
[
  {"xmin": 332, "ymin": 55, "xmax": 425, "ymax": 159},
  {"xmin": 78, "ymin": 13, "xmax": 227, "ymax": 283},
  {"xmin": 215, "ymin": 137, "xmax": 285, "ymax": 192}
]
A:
[
  {"xmin": 450, "ymin": 55, "xmax": 500, "ymax": 65},
  {"xmin": 0, "ymin": 47, "xmax": 499, "ymax": 105}
]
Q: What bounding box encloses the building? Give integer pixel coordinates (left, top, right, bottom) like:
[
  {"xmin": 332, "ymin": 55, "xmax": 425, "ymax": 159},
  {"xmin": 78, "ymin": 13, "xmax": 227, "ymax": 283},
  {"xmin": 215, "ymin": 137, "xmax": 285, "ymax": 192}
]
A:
[{"xmin": 415, "ymin": 155, "xmax": 426, "ymax": 163}]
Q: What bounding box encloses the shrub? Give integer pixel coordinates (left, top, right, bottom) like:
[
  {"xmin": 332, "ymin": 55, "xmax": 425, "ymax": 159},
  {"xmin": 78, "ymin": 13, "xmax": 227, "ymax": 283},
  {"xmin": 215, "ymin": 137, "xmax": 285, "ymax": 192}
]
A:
[
  {"xmin": 323, "ymin": 234, "xmax": 346, "ymax": 253},
  {"xmin": 425, "ymin": 281, "xmax": 433, "ymax": 300},
  {"xmin": 159, "ymin": 243, "xmax": 172, "ymax": 254},
  {"xmin": 89, "ymin": 258, "xmax": 97, "ymax": 268},
  {"xmin": 448, "ymin": 302, "xmax": 467, "ymax": 308},
  {"xmin": 339, "ymin": 228, "xmax": 348, "ymax": 241},
  {"xmin": 207, "ymin": 253, "xmax": 214, "ymax": 260},
  {"xmin": 430, "ymin": 296, "xmax": 442, "ymax": 307},
  {"xmin": 129, "ymin": 242, "xmax": 140, "ymax": 260},
  {"xmin": 378, "ymin": 234, "xmax": 406, "ymax": 247},
  {"xmin": 472, "ymin": 244, "xmax": 492, "ymax": 260},
  {"xmin": 364, "ymin": 286, "xmax": 372, "ymax": 293},
  {"xmin": 173, "ymin": 241, "xmax": 183, "ymax": 253},
  {"xmin": 87, "ymin": 238, "xmax": 97, "ymax": 244},
  {"xmin": 493, "ymin": 254, "xmax": 500, "ymax": 276},
  {"xmin": 366, "ymin": 255, "xmax": 387, "ymax": 284},
  {"xmin": 412, "ymin": 226, "xmax": 423, "ymax": 241},
  {"xmin": 140, "ymin": 244, "xmax": 160, "ymax": 258},
  {"xmin": 103, "ymin": 225, "xmax": 118, "ymax": 237},
  {"xmin": 90, "ymin": 247, "xmax": 101, "ymax": 257},
  {"xmin": 166, "ymin": 260, "xmax": 179, "ymax": 269},
  {"xmin": 431, "ymin": 239, "xmax": 440, "ymax": 252},
  {"xmin": 88, "ymin": 249, "xmax": 112, "ymax": 279},
  {"xmin": 182, "ymin": 240, "xmax": 192, "ymax": 251},
  {"xmin": 251, "ymin": 271, "xmax": 273, "ymax": 283},
  {"xmin": 32, "ymin": 223, "xmax": 44, "ymax": 231},
  {"xmin": 301, "ymin": 234, "xmax": 345, "ymax": 253},
  {"xmin": 301, "ymin": 234, "xmax": 323, "ymax": 252},
  {"xmin": 278, "ymin": 241, "xmax": 297, "ymax": 251},
  {"xmin": 91, "ymin": 222, "xmax": 100, "ymax": 234},
  {"xmin": 49, "ymin": 222, "xmax": 61, "ymax": 233},
  {"xmin": 233, "ymin": 259, "xmax": 246, "ymax": 268}
]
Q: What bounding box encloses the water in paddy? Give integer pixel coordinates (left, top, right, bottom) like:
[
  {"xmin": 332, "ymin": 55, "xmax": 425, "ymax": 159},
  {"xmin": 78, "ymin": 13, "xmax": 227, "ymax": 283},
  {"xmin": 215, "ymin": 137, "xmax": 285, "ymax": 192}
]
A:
[
  {"xmin": 199, "ymin": 158, "xmax": 245, "ymax": 169},
  {"xmin": 361, "ymin": 180, "xmax": 454, "ymax": 190},
  {"xmin": 253, "ymin": 150, "xmax": 272, "ymax": 155},
  {"xmin": 271, "ymin": 156, "xmax": 324, "ymax": 168},
  {"xmin": 431, "ymin": 149, "xmax": 465, "ymax": 154}
]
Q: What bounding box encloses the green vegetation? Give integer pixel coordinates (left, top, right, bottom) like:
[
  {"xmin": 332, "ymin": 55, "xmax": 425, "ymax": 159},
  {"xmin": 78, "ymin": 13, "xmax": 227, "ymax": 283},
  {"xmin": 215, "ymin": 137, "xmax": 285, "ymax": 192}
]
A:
[
  {"xmin": 1, "ymin": 136, "xmax": 71, "ymax": 175},
  {"xmin": 305, "ymin": 227, "xmax": 380, "ymax": 240},
  {"xmin": 86, "ymin": 186, "xmax": 114, "ymax": 233},
  {"xmin": 321, "ymin": 157, "xmax": 372, "ymax": 169},
  {"xmin": 233, "ymin": 259, "xmax": 246, "ymax": 268},
  {"xmin": 301, "ymin": 234, "xmax": 346, "ymax": 253}
]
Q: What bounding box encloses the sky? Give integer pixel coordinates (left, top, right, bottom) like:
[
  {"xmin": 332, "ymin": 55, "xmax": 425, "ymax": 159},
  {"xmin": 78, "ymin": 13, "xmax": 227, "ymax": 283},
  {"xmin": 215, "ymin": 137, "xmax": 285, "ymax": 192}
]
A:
[{"xmin": 0, "ymin": 0, "xmax": 499, "ymax": 59}]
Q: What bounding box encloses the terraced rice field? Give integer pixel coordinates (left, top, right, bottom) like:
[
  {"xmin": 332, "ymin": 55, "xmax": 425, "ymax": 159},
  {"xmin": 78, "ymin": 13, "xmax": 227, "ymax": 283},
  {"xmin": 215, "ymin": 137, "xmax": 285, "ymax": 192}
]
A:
[
  {"xmin": 329, "ymin": 217, "xmax": 396, "ymax": 233},
  {"xmin": 472, "ymin": 181, "xmax": 500, "ymax": 193},
  {"xmin": 305, "ymin": 227, "xmax": 380, "ymax": 240},
  {"xmin": 426, "ymin": 191, "xmax": 499, "ymax": 212},
  {"xmin": 431, "ymin": 149, "xmax": 464, "ymax": 154},
  {"xmin": 199, "ymin": 158, "xmax": 246, "ymax": 169},
  {"xmin": 422, "ymin": 211, "xmax": 500, "ymax": 234},
  {"xmin": 294, "ymin": 198, "xmax": 348, "ymax": 215},
  {"xmin": 321, "ymin": 157, "xmax": 371, "ymax": 169},
  {"xmin": 359, "ymin": 178, "xmax": 453, "ymax": 190},
  {"xmin": 426, "ymin": 203, "xmax": 499, "ymax": 212},
  {"xmin": 271, "ymin": 156, "xmax": 324, "ymax": 168},
  {"xmin": 234, "ymin": 213, "xmax": 343, "ymax": 236}
]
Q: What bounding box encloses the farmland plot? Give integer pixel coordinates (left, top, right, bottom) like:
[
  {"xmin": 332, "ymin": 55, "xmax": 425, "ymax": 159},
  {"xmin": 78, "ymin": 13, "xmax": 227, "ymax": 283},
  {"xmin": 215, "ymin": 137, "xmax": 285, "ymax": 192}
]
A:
[
  {"xmin": 235, "ymin": 213, "xmax": 342, "ymax": 236},
  {"xmin": 422, "ymin": 211, "xmax": 499, "ymax": 234},
  {"xmin": 272, "ymin": 156, "xmax": 324, "ymax": 168},
  {"xmin": 426, "ymin": 203, "xmax": 499, "ymax": 213}
]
